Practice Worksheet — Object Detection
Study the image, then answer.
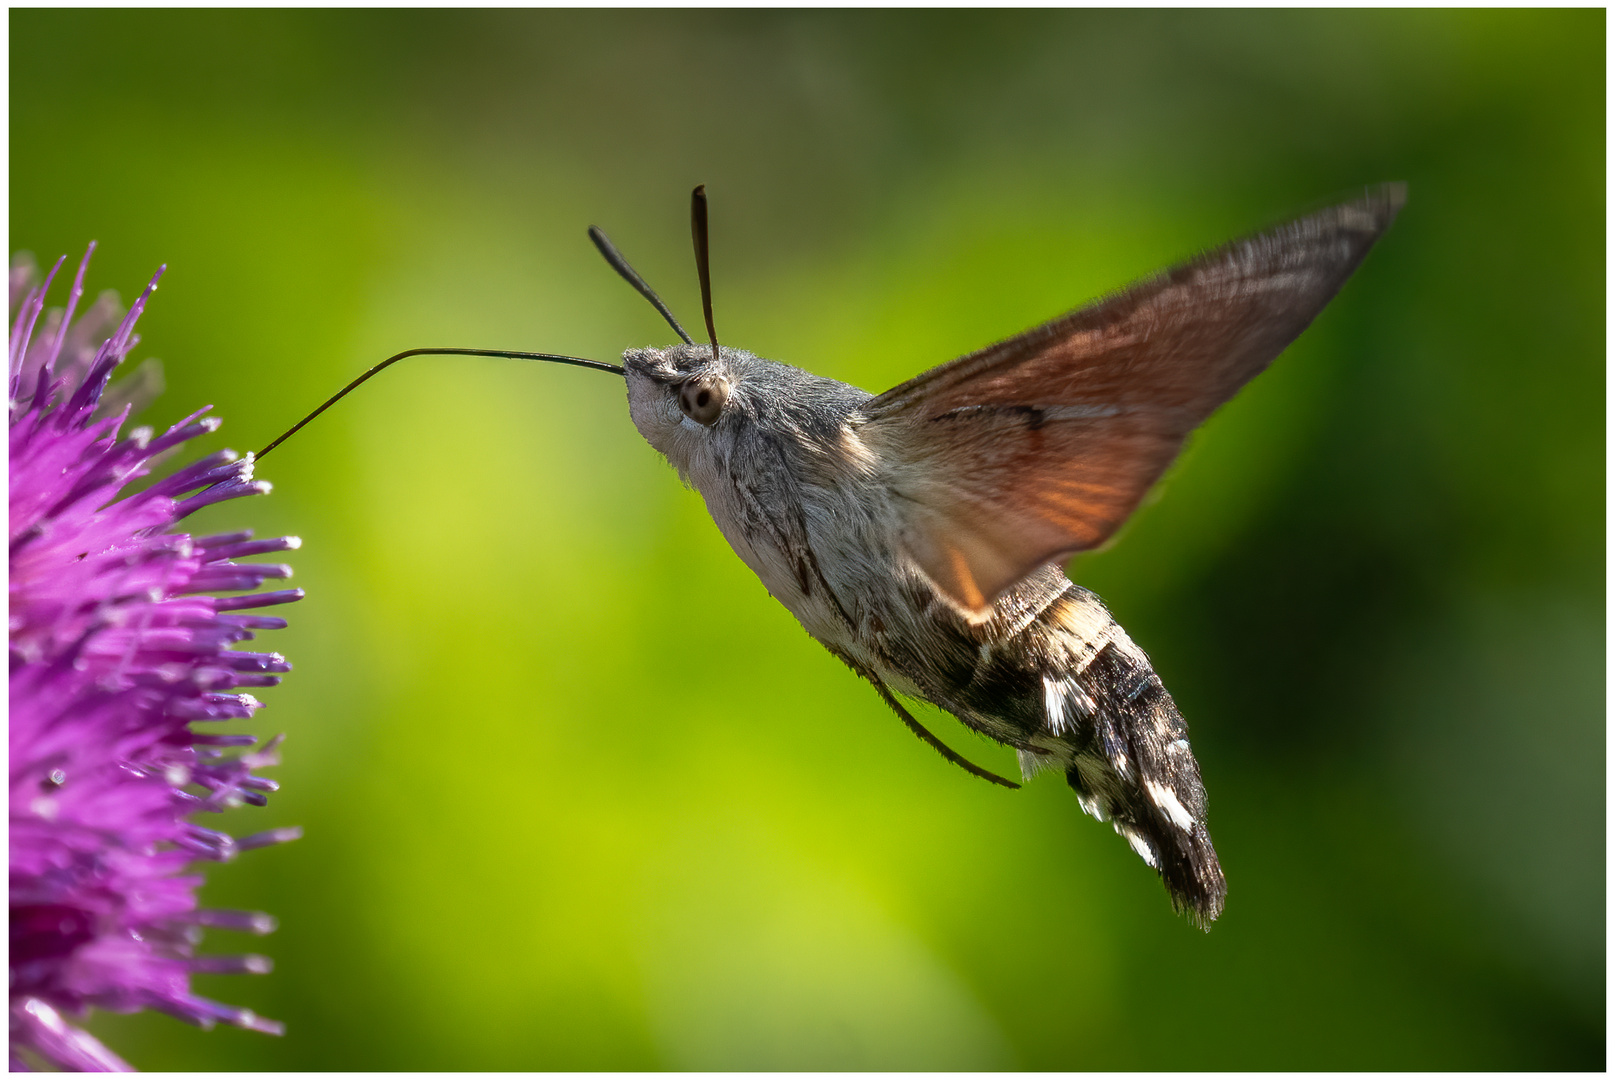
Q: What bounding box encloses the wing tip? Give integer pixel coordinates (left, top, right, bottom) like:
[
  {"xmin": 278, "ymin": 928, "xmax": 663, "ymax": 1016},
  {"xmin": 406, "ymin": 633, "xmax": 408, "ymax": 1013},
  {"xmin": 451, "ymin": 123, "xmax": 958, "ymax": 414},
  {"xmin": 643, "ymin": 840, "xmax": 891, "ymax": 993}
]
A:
[
  {"xmin": 1375, "ymin": 179, "xmax": 1409, "ymax": 213},
  {"xmin": 1345, "ymin": 181, "xmax": 1407, "ymax": 235}
]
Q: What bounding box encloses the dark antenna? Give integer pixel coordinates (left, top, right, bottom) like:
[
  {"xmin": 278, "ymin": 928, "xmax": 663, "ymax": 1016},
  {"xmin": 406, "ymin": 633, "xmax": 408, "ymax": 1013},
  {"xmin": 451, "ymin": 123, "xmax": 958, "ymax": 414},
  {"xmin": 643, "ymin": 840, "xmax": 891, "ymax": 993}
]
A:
[
  {"xmin": 255, "ymin": 348, "xmax": 624, "ymax": 461},
  {"xmin": 690, "ymin": 185, "xmax": 719, "ymax": 363},
  {"xmin": 587, "ymin": 226, "xmax": 694, "ymax": 345}
]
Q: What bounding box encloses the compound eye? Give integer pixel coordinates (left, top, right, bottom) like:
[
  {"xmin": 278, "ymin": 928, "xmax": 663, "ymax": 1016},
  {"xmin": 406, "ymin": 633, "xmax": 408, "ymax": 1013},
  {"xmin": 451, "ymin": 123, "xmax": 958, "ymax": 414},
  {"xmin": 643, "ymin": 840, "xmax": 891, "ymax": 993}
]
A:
[{"xmin": 678, "ymin": 373, "xmax": 729, "ymax": 426}]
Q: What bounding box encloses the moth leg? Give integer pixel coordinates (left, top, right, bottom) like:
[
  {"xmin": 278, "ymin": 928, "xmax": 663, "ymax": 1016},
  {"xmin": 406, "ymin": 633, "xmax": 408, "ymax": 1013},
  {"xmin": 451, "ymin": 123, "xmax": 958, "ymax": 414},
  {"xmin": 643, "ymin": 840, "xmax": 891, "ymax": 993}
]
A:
[{"xmin": 845, "ymin": 660, "xmax": 1020, "ymax": 790}]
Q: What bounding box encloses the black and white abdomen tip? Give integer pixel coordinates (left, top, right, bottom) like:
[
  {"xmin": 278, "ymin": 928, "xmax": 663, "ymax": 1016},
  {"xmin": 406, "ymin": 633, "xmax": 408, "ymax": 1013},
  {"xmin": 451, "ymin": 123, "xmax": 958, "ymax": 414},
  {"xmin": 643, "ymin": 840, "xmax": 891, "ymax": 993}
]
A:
[{"xmin": 1037, "ymin": 588, "xmax": 1227, "ymax": 927}]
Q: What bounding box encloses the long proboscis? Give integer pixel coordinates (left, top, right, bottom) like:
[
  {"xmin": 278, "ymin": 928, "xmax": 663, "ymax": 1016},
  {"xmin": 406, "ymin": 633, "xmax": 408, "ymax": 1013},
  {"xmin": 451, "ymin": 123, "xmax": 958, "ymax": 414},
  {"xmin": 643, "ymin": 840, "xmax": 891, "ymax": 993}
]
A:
[{"xmin": 255, "ymin": 348, "xmax": 624, "ymax": 460}]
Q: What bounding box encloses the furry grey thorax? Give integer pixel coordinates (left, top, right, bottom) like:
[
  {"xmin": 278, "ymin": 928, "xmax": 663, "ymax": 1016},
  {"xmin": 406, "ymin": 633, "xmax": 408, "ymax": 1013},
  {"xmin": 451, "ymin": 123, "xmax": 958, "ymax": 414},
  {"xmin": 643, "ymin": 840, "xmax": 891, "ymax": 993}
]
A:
[{"xmin": 624, "ymin": 342, "xmax": 1224, "ymax": 925}]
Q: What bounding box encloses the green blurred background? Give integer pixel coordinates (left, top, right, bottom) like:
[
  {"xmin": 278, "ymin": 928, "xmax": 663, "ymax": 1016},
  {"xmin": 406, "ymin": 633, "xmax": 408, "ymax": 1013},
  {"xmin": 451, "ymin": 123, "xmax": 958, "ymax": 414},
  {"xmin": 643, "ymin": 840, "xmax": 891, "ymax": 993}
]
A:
[{"xmin": 11, "ymin": 9, "xmax": 1603, "ymax": 1070}]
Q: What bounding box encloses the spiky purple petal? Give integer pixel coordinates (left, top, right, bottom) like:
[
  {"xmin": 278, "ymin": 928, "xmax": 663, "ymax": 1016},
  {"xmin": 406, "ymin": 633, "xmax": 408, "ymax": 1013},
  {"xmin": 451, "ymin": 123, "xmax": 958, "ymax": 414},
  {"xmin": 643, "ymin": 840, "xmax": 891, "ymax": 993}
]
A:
[{"xmin": 9, "ymin": 249, "xmax": 300, "ymax": 1070}]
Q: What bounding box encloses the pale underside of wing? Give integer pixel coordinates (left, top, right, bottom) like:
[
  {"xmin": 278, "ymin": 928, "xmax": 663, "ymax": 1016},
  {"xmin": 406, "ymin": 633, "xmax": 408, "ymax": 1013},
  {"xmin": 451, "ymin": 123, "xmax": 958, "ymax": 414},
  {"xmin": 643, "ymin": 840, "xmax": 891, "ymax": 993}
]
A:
[{"xmin": 862, "ymin": 184, "xmax": 1405, "ymax": 618}]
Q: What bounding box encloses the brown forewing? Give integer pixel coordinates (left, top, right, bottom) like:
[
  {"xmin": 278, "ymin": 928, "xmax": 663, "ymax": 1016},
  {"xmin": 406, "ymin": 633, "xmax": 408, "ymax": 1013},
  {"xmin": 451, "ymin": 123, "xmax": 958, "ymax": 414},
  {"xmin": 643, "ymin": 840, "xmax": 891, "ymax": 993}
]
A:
[{"xmin": 863, "ymin": 184, "xmax": 1405, "ymax": 618}]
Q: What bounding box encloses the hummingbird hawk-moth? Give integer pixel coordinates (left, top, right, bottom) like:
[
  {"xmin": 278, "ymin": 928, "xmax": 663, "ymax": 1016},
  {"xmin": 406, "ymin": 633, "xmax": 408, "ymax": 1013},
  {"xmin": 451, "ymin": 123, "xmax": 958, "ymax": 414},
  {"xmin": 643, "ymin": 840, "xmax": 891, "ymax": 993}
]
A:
[{"xmin": 260, "ymin": 183, "xmax": 1405, "ymax": 926}]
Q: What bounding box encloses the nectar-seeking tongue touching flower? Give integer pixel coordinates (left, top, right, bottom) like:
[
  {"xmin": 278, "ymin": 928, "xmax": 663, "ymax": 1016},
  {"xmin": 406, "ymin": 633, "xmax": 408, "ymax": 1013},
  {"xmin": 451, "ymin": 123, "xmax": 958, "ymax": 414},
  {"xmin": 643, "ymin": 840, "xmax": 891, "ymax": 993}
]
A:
[{"xmin": 10, "ymin": 247, "xmax": 302, "ymax": 1071}]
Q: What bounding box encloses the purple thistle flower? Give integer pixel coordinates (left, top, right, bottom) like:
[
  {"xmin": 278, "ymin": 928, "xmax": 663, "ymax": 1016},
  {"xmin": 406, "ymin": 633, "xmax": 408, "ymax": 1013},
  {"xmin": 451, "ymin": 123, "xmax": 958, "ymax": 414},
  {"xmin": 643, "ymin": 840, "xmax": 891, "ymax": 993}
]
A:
[{"xmin": 9, "ymin": 247, "xmax": 302, "ymax": 1071}]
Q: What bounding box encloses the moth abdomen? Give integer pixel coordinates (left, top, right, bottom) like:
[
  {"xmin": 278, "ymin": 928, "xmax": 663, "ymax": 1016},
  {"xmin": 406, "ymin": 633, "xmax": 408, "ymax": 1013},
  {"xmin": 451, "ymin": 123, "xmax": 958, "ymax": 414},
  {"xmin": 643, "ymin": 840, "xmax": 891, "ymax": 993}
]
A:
[
  {"xmin": 995, "ymin": 586, "xmax": 1226, "ymax": 926},
  {"xmin": 1067, "ymin": 634, "xmax": 1225, "ymax": 927}
]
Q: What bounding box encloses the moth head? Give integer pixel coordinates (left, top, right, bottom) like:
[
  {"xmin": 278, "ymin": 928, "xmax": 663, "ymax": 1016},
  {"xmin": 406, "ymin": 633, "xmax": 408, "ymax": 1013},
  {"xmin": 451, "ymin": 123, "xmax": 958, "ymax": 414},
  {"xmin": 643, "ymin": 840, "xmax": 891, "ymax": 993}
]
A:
[{"xmin": 624, "ymin": 344, "xmax": 744, "ymax": 467}]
